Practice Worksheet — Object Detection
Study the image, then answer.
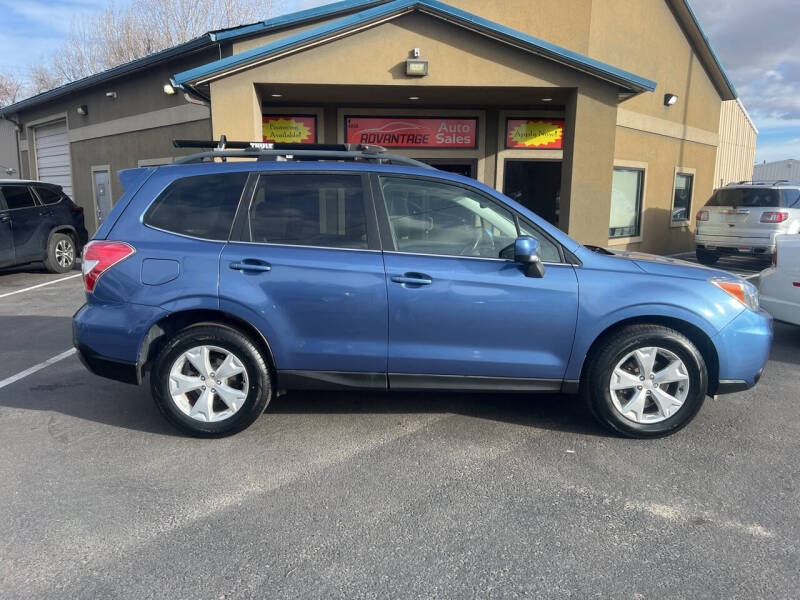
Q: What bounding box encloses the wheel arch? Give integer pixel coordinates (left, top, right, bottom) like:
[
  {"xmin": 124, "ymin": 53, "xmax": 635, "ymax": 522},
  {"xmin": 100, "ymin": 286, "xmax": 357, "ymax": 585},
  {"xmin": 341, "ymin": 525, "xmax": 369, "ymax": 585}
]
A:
[
  {"xmin": 578, "ymin": 315, "xmax": 720, "ymax": 395},
  {"xmin": 138, "ymin": 309, "xmax": 277, "ymax": 381}
]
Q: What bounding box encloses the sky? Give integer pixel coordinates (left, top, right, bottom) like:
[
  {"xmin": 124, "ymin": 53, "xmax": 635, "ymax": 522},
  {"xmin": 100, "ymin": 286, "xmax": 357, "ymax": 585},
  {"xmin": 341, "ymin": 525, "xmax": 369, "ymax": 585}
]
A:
[{"xmin": 1, "ymin": 0, "xmax": 798, "ymax": 163}]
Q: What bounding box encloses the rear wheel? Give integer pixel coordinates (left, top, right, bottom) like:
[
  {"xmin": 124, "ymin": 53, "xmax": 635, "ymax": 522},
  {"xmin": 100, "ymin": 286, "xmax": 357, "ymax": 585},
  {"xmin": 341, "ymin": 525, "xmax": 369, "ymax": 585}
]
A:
[
  {"xmin": 696, "ymin": 248, "xmax": 719, "ymax": 265},
  {"xmin": 151, "ymin": 325, "xmax": 272, "ymax": 437},
  {"xmin": 44, "ymin": 232, "xmax": 76, "ymax": 273},
  {"xmin": 582, "ymin": 324, "xmax": 707, "ymax": 438}
]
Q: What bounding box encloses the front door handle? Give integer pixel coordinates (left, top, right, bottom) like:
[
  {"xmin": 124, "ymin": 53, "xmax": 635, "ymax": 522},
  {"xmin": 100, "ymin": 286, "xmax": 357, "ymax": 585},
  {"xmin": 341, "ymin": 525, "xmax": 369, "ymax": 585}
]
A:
[
  {"xmin": 391, "ymin": 273, "xmax": 432, "ymax": 286},
  {"xmin": 230, "ymin": 260, "xmax": 272, "ymax": 273}
]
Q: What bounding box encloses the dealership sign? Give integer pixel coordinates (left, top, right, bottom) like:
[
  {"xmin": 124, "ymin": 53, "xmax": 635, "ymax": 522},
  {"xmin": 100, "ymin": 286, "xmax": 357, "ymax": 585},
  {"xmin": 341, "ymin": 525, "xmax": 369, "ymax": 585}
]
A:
[
  {"xmin": 262, "ymin": 115, "xmax": 317, "ymax": 143},
  {"xmin": 506, "ymin": 119, "xmax": 564, "ymax": 149},
  {"xmin": 346, "ymin": 117, "xmax": 478, "ymax": 148}
]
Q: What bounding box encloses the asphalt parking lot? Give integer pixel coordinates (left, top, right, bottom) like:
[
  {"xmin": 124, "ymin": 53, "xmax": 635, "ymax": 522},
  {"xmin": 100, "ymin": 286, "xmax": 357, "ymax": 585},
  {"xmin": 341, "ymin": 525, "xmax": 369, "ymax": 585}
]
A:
[{"xmin": 1, "ymin": 263, "xmax": 798, "ymax": 599}]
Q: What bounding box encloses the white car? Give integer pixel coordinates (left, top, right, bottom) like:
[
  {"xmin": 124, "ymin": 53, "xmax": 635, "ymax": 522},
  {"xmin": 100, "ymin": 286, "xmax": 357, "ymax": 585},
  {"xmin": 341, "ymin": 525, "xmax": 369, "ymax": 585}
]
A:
[{"xmin": 758, "ymin": 234, "xmax": 800, "ymax": 325}]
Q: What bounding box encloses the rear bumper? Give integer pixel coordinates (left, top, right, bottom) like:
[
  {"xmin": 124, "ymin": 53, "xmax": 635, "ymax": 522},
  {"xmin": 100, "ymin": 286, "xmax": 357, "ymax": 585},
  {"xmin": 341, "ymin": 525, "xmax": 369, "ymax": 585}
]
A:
[
  {"xmin": 74, "ymin": 341, "xmax": 140, "ymax": 385},
  {"xmin": 695, "ymin": 232, "xmax": 775, "ymax": 254},
  {"xmin": 711, "ymin": 308, "xmax": 773, "ymax": 395},
  {"xmin": 758, "ymin": 268, "xmax": 800, "ymax": 326}
]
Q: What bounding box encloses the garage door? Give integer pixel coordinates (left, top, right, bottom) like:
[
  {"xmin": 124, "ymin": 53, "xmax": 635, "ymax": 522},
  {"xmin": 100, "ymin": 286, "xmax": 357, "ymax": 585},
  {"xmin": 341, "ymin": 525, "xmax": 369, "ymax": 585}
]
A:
[{"xmin": 34, "ymin": 120, "xmax": 73, "ymax": 196}]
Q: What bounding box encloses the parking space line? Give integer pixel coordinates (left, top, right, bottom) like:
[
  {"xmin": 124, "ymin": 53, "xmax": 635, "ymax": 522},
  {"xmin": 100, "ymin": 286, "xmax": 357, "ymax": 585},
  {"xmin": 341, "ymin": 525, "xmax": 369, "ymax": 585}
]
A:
[
  {"xmin": 0, "ymin": 349, "xmax": 77, "ymax": 390},
  {"xmin": 0, "ymin": 273, "xmax": 82, "ymax": 299}
]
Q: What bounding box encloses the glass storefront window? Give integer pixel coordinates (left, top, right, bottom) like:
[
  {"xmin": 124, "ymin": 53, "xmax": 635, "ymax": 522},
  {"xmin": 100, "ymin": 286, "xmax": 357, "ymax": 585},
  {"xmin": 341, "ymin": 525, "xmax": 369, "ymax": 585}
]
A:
[
  {"xmin": 672, "ymin": 172, "xmax": 693, "ymax": 223},
  {"xmin": 609, "ymin": 167, "xmax": 644, "ymax": 239}
]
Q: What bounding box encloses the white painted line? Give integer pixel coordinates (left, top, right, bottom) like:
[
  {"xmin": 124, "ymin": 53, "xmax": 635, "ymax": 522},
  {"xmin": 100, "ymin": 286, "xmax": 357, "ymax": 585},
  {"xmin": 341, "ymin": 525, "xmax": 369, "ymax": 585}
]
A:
[
  {"xmin": 0, "ymin": 348, "xmax": 77, "ymax": 390},
  {"xmin": 0, "ymin": 273, "xmax": 82, "ymax": 299}
]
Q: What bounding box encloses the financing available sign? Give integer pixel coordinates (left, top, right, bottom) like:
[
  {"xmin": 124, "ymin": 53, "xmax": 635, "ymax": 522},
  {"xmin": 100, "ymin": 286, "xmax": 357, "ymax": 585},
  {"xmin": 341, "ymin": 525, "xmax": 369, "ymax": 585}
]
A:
[
  {"xmin": 345, "ymin": 116, "xmax": 478, "ymax": 148},
  {"xmin": 506, "ymin": 119, "xmax": 564, "ymax": 149},
  {"xmin": 262, "ymin": 115, "xmax": 317, "ymax": 143}
]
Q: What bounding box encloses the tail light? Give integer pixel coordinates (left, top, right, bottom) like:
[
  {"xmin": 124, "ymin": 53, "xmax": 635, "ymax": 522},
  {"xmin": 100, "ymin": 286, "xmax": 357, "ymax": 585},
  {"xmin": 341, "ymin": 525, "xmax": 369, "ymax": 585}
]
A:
[
  {"xmin": 71, "ymin": 205, "xmax": 84, "ymax": 214},
  {"xmin": 760, "ymin": 212, "xmax": 788, "ymax": 223},
  {"xmin": 81, "ymin": 241, "xmax": 135, "ymax": 292},
  {"xmin": 696, "ymin": 210, "xmax": 709, "ymax": 221}
]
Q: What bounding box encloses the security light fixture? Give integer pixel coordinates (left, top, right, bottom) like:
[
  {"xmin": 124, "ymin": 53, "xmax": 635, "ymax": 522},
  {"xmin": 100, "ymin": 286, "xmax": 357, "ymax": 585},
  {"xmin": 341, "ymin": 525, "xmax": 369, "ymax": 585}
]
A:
[
  {"xmin": 76, "ymin": 105, "xmax": 88, "ymax": 116},
  {"xmin": 541, "ymin": 98, "xmax": 553, "ymax": 102},
  {"xmin": 105, "ymin": 91, "xmax": 118, "ymax": 99},
  {"xmin": 664, "ymin": 93, "xmax": 679, "ymax": 106},
  {"xmin": 412, "ymin": 47, "xmax": 421, "ymax": 58},
  {"xmin": 163, "ymin": 83, "xmax": 176, "ymax": 95},
  {"xmin": 408, "ymin": 96, "xmax": 420, "ymax": 101},
  {"xmin": 406, "ymin": 49, "xmax": 428, "ymax": 77},
  {"xmin": 270, "ymin": 93, "xmax": 283, "ymax": 98}
]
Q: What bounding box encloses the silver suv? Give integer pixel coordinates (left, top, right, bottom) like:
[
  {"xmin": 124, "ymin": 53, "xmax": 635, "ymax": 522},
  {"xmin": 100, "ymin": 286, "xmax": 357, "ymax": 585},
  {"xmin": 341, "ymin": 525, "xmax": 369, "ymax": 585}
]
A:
[{"xmin": 695, "ymin": 181, "xmax": 800, "ymax": 265}]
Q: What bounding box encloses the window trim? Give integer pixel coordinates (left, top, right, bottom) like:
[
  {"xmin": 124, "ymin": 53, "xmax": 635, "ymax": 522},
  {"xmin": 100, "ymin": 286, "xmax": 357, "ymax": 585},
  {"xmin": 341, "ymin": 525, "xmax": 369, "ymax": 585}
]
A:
[
  {"xmin": 371, "ymin": 172, "xmax": 569, "ymax": 265},
  {"xmin": 608, "ymin": 161, "xmax": 647, "ymax": 245},
  {"xmin": 232, "ymin": 171, "xmax": 380, "ymax": 252},
  {"xmin": 670, "ymin": 167, "xmax": 696, "ymax": 228},
  {"xmin": 0, "ymin": 184, "xmax": 39, "ymax": 211}
]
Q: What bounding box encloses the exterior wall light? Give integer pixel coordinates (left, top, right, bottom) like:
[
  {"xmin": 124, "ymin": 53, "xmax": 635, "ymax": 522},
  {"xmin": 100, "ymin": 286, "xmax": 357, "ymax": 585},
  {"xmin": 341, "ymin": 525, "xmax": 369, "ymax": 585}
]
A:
[
  {"xmin": 105, "ymin": 91, "xmax": 118, "ymax": 99},
  {"xmin": 76, "ymin": 105, "xmax": 88, "ymax": 116},
  {"xmin": 406, "ymin": 49, "xmax": 428, "ymax": 77},
  {"xmin": 664, "ymin": 93, "xmax": 679, "ymax": 106},
  {"xmin": 163, "ymin": 83, "xmax": 176, "ymax": 95}
]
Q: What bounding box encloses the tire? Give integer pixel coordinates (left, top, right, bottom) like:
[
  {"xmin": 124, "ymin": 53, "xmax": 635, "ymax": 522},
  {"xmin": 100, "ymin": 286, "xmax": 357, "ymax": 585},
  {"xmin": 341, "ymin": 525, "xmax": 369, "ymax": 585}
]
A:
[
  {"xmin": 582, "ymin": 324, "xmax": 707, "ymax": 438},
  {"xmin": 150, "ymin": 324, "xmax": 272, "ymax": 437},
  {"xmin": 695, "ymin": 249, "xmax": 719, "ymax": 266},
  {"xmin": 44, "ymin": 232, "xmax": 76, "ymax": 273}
]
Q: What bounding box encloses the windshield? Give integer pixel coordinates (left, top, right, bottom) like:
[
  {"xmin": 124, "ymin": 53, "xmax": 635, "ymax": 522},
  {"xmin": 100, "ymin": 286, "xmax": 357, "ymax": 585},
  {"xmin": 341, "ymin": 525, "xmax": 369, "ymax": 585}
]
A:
[{"xmin": 705, "ymin": 188, "xmax": 781, "ymax": 208}]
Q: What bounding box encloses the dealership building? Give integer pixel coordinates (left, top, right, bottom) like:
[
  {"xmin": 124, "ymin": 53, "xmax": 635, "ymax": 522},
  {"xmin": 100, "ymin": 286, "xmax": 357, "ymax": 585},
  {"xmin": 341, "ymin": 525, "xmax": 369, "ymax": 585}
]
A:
[{"xmin": 0, "ymin": 0, "xmax": 756, "ymax": 253}]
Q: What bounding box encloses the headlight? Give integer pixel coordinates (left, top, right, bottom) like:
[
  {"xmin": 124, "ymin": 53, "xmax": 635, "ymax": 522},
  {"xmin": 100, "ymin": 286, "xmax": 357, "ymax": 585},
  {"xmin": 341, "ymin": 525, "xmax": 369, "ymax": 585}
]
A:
[{"xmin": 710, "ymin": 277, "xmax": 759, "ymax": 312}]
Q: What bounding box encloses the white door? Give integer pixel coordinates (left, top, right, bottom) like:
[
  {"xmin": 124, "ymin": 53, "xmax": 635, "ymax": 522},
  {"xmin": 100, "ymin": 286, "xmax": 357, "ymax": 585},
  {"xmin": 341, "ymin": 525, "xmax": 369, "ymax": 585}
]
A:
[{"xmin": 34, "ymin": 120, "xmax": 72, "ymax": 196}]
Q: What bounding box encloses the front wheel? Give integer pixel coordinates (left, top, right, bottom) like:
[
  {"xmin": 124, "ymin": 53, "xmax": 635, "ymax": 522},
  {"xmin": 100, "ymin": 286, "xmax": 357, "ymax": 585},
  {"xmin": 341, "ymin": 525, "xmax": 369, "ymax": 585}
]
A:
[
  {"xmin": 151, "ymin": 325, "xmax": 272, "ymax": 437},
  {"xmin": 582, "ymin": 324, "xmax": 707, "ymax": 438}
]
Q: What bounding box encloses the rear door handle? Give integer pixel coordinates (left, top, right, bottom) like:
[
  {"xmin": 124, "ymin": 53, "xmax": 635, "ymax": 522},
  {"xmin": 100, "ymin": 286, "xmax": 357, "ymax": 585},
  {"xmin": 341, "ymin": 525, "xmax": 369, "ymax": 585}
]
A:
[
  {"xmin": 0, "ymin": 214, "xmax": 9, "ymax": 223},
  {"xmin": 391, "ymin": 273, "xmax": 432, "ymax": 286},
  {"xmin": 230, "ymin": 260, "xmax": 271, "ymax": 273}
]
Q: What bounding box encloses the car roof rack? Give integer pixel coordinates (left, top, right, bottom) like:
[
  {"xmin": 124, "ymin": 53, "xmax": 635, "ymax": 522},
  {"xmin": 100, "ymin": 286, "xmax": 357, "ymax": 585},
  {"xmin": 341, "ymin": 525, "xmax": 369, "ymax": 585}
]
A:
[
  {"xmin": 728, "ymin": 179, "xmax": 797, "ymax": 187},
  {"xmin": 172, "ymin": 136, "xmax": 435, "ymax": 170}
]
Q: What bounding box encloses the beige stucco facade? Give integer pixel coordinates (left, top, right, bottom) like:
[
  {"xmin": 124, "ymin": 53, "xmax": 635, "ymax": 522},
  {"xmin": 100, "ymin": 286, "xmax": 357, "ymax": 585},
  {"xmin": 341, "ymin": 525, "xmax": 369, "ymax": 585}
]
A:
[{"xmin": 201, "ymin": 0, "xmax": 735, "ymax": 253}]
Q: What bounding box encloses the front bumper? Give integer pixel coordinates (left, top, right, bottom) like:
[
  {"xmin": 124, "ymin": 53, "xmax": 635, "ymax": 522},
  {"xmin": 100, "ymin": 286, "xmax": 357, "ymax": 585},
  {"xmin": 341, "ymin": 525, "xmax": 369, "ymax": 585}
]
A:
[{"xmin": 711, "ymin": 308, "xmax": 773, "ymax": 395}]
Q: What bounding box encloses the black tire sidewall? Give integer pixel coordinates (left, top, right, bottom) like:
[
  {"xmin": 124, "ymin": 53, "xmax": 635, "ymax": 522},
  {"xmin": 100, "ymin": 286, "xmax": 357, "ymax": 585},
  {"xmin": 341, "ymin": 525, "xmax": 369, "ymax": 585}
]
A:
[
  {"xmin": 151, "ymin": 325, "xmax": 271, "ymax": 437},
  {"xmin": 586, "ymin": 327, "xmax": 707, "ymax": 438},
  {"xmin": 696, "ymin": 249, "xmax": 719, "ymax": 265},
  {"xmin": 45, "ymin": 233, "xmax": 75, "ymax": 273}
]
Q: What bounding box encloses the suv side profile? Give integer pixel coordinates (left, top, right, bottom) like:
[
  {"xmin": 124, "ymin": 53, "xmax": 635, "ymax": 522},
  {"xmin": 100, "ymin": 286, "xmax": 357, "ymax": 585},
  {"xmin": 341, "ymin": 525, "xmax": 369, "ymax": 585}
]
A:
[
  {"xmin": 0, "ymin": 180, "xmax": 88, "ymax": 272},
  {"xmin": 73, "ymin": 144, "xmax": 772, "ymax": 439},
  {"xmin": 695, "ymin": 181, "xmax": 800, "ymax": 265}
]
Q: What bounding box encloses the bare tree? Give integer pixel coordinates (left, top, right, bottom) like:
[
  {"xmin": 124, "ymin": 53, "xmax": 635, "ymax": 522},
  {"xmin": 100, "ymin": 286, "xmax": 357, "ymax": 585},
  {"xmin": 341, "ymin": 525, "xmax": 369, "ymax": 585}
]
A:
[
  {"xmin": 34, "ymin": 0, "xmax": 280, "ymax": 90},
  {"xmin": 0, "ymin": 73, "xmax": 25, "ymax": 107}
]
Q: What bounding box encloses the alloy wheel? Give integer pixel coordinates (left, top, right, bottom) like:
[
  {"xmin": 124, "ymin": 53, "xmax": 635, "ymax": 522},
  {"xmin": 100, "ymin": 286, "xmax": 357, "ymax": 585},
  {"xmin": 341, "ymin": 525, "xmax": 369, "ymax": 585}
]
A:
[
  {"xmin": 168, "ymin": 345, "xmax": 249, "ymax": 422},
  {"xmin": 609, "ymin": 346, "xmax": 691, "ymax": 424},
  {"xmin": 55, "ymin": 238, "xmax": 74, "ymax": 268}
]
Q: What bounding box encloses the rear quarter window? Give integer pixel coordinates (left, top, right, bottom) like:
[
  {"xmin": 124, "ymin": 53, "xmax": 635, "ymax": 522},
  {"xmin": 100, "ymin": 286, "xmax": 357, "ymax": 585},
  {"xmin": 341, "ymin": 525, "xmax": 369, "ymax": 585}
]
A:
[
  {"xmin": 33, "ymin": 186, "xmax": 64, "ymax": 205},
  {"xmin": 143, "ymin": 173, "xmax": 248, "ymax": 240}
]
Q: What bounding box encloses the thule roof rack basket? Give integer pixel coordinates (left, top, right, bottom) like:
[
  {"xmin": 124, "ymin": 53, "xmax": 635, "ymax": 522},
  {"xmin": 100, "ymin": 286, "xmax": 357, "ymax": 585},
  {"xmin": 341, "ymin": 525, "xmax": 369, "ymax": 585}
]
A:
[{"xmin": 172, "ymin": 135, "xmax": 434, "ymax": 169}]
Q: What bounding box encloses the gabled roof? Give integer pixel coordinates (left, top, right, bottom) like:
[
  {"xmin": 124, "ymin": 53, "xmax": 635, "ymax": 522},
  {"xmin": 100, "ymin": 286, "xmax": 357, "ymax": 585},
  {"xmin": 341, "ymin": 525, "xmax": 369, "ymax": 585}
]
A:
[{"xmin": 173, "ymin": 0, "xmax": 658, "ymax": 95}]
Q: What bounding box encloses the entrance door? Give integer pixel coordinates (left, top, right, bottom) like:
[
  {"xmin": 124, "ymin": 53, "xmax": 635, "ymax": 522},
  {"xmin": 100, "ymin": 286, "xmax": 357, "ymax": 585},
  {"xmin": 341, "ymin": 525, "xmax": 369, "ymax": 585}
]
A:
[
  {"xmin": 93, "ymin": 168, "xmax": 112, "ymax": 227},
  {"xmin": 503, "ymin": 160, "xmax": 562, "ymax": 228},
  {"xmin": 377, "ymin": 175, "xmax": 578, "ymax": 385}
]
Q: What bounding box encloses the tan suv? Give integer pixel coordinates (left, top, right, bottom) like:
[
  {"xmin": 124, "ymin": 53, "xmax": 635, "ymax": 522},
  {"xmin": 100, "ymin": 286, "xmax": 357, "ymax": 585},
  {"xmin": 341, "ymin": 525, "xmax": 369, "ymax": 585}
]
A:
[{"xmin": 695, "ymin": 181, "xmax": 800, "ymax": 265}]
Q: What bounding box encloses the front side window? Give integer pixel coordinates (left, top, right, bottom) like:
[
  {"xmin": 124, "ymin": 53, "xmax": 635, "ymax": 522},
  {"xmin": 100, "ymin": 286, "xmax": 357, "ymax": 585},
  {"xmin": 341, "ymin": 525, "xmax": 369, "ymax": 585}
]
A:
[
  {"xmin": 609, "ymin": 168, "xmax": 644, "ymax": 239},
  {"xmin": 0, "ymin": 186, "xmax": 37, "ymax": 210},
  {"xmin": 672, "ymin": 172, "xmax": 693, "ymax": 223},
  {"xmin": 247, "ymin": 174, "xmax": 368, "ymax": 249},
  {"xmin": 144, "ymin": 173, "xmax": 248, "ymax": 240},
  {"xmin": 379, "ymin": 176, "xmax": 561, "ymax": 262}
]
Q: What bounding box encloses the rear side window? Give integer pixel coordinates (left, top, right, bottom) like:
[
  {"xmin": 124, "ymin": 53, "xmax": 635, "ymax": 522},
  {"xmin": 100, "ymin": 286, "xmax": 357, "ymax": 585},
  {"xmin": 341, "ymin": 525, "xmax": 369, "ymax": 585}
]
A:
[
  {"xmin": 0, "ymin": 185, "xmax": 37, "ymax": 210},
  {"xmin": 705, "ymin": 188, "xmax": 781, "ymax": 208},
  {"xmin": 33, "ymin": 186, "xmax": 63, "ymax": 205},
  {"xmin": 247, "ymin": 173, "xmax": 368, "ymax": 249},
  {"xmin": 781, "ymin": 189, "xmax": 800, "ymax": 208},
  {"xmin": 144, "ymin": 173, "xmax": 248, "ymax": 240}
]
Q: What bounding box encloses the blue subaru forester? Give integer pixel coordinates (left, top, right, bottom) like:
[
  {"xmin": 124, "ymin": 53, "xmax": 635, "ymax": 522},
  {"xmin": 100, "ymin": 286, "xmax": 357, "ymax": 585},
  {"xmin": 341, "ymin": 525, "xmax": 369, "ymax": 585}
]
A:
[{"xmin": 73, "ymin": 142, "xmax": 772, "ymax": 438}]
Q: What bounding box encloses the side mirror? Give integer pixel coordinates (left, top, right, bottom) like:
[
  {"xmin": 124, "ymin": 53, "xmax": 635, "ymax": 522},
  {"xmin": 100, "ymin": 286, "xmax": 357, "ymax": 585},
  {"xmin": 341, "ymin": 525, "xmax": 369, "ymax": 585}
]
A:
[{"xmin": 514, "ymin": 235, "xmax": 546, "ymax": 278}]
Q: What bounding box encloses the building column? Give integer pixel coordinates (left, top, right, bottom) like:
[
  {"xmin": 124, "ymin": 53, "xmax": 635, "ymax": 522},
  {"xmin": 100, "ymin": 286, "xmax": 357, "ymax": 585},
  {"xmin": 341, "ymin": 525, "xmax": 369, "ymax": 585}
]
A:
[
  {"xmin": 560, "ymin": 84, "xmax": 619, "ymax": 247},
  {"xmin": 210, "ymin": 79, "xmax": 262, "ymax": 142}
]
